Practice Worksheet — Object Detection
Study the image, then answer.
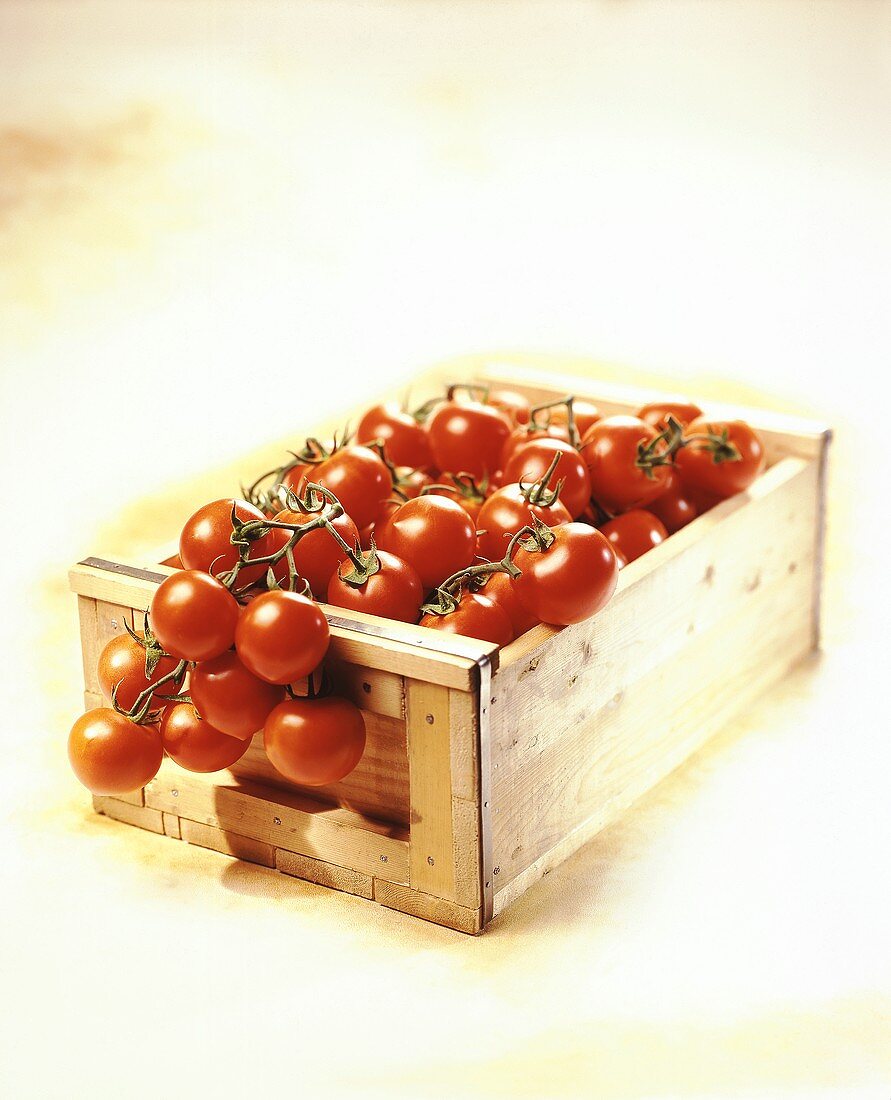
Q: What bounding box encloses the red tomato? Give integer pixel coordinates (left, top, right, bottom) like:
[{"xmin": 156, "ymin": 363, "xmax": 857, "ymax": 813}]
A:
[
  {"xmin": 312, "ymin": 446, "xmax": 391, "ymax": 529},
  {"xmin": 327, "ymin": 548, "xmax": 423, "ymax": 622},
  {"xmin": 395, "ymin": 468, "xmax": 433, "ymax": 499},
  {"xmin": 423, "ymin": 474, "xmax": 488, "ymax": 524},
  {"xmin": 549, "ymin": 399, "xmax": 601, "ymax": 436},
  {"xmin": 514, "ymin": 523, "xmax": 618, "ymax": 626},
  {"xmin": 179, "ymin": 499, "xmax": 280, "ymax": 587},
  {"xmin": 580, "ymin": 416, "xmax": 673, "ymax": 514},
  {"xmin": 264, "ymin": 696, "xmax": 366, "ymax": 786},
  {"xmin": 359, "ymin": 497, "xmax": 402, "ymax": 549},
  {"xmin": 500, "ymin": 422, "xmax": 571, "ymax": 469},
  {"xmin": 647, "ymin": 468, "xmax": 698, "ymax": 533},
  {"xmin": 503, "ymin": 438, "xmax": 592, "ymax": 519},
  {"xmin": 270, "ymin": 507, "xmax": 360, "ymax": 599},
  {"xmin": 419, "ymin": 591, "xmax": 514, "ymax": 647},
  {"xmin": 599, "ymin": 509, "xmax": 668, "ymax": 563},
  {"xmin": 675, "ymin": 418, "xmax": 766, "ymax": 499},
  {"xmin": 356, "ymin": 402, "xmax": 434, "ymax": 470},
  {"xmin": 376, "ymin": 496, "xmax": 477, "ymax": 590},
  {"xmin": 427, "ymin": 399, "xmax": 511, "ymax": 480},
  {"xmin": 476, "ymin": 483, "xmax": 571, "ymax": 562},
  {"xmin": 235, "ymin": 590, "xmax": 330, "ymax": 685},
  {"xmin": 478, "ymin": 571, "xmax": 539, "ymax": 636},
  {"xmin": 150, "ymin": 570, "xmax": 240, "ymax": 663},
  {"xmin": 97, "ymin": 632, "xmax": 182, "ymax": 714},
  {"xmin": 638, "ymin": 400, "xmax": 703, "ymax": 431},
  {"xmin": 68, "ymin": 709, "xmax": 163, "ymax": 795},
  {"xmin": 190, "ymin": 651, "xmax": 285, "ymax": 741},
  {"xmin": 160, "ymin": 703, "xmax": 251, "ymax": 772},
  {"xmin": 488, "ymin": 388, "xmax": 531, "ymax": 424}
]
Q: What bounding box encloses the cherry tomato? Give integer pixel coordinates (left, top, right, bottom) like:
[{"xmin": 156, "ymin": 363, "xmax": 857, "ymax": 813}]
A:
[
  {"xmin": 235, "ymin": 590, "xmax": 330, "ymax": 685},
  {"xmin": 647, "ymin": 468, "xmax": 698, "ymax": 533},
  {"xmin": 312, "ymin": 446, "xmax": 391, "ymax": 530},
  {"xmin": 264, "ymin": 696, "xmax": 366, "ymax": 786},
  {"xmin": 423, "ymin": 474, "xmax": 488, "ymax": 524},
  {"xmin": 599, "ymin": 509, "xmax": 668, "ymax": 563},
  {"xmin": 190, "ymin": 651, "xmax": 285, "ymax": 740},
  {"xmin": 503, "ymin": 438, "xmax": 592, "ymax": 519},
  {"xmin": 326, "ymin": 548, "xmax": 423, "ymax": 622},
  {"xmin": 476, "ymin": 483, "xmax": 570, "ymax": 562},
  {"xmin": 500, "ymin": 422, "xmax": 571, "ymax": 469},
  {"xmin": 179, "ymin": 498, "xmax": 280, "ymax": 587},
  {"xmin": 69, "ymin": 709, "xmax": 163, "ymax": 795},
  {"xmin": 638, "ymin": 400, "xmax": 703, "ymax": 432},
  {"xmin": 395, "ymin": 468, "xmax": 433, "ymax": 499},
  {"xmin": 514, "ymin": 522, "xmax": 618, "ymax": 626},
  {"xmin": 160, "ymin": 703, "xmax": 251, "ymax": 772},
  {"xmin": 282, "ymin": 459, "xmax": 321, "ymax": 495},
  {"xmin": 580, "ymin": 416, "xmax": 672, "ymax": 513},
  {"xmin": 675, "ymin": 417, "xmax": 766, "ymax": 499},
  {"xmin": 97, "ymin": 632, "xmax": 181, "ymax": 714},
  {"xmin": 427, "ymin": 399, "xmax": 511, "ymax": 480},
  {"xmin": 359, "ymin": 497, "xmax": 402, "ymax": 549},
  {"xmin": 356, "ymin": 402, "xmax": 434, "ymax": 470},
  {"xmin": 376, "ymin": 496, "xmax": 477, "ymax": 590},
  {"xmin": 478, "ymin": 570, "xmax": 539, "ymax": 636},
  {"xmin": 488, "ymin": 388, "xmax": 531, "ymax": 424},
  {"xmin": 150, "ymin": 570, "xmax": 239, "ymax": 662},
  {"xmin": 419, "ymin": 591, "xmax": 514, "ymax": 646},
  {"xmin": 549, "ymin": 399, "xmax": 601, "ymax": 436},
  {"xmin": 269, "ymin": 507, "xmax": 360, "ymax": 599}
]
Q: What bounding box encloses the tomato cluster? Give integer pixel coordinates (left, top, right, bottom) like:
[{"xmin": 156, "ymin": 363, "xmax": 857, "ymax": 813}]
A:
[{"xmin": 68, "ymin": 382, "xmax": 764, "ymax": 799}]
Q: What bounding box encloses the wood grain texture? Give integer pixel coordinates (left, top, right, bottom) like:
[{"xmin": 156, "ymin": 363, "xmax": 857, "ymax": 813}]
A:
[
  {"xmin": 180, "ymin": 818, "xmax": 275, "ymax": 867},
  {"xmin": 143, "ymin": 763, "xmax": 410, "ymax": 884},
  {"xmin": 275, "ymin": 849, "xmax": 374, "ymax": 898},
  {"xmin": 373, "ymin": 880, "xmax": 482, "ymax": 935},
  {"xmin": 162, "ymin": 813, "xmax": 181, "ymax": 839},
  {"xmin": 92, "ymin": 795, "xmax": 164, "ymax": 834}
]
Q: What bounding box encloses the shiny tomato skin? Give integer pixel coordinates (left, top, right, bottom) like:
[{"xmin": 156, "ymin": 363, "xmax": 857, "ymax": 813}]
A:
[
  {"xmin": 549, "ymin": 399, "xmax": 601, "ymax": 436},
  {"xmin": 675, "ymin": 418, "xmax": 766, "ymax": 499},
  {"xmin": 476, "ymin": 484, "xmax": 571, "ymax": 562},
  {"xmin": 68, "ymin": 708, "xmax": 163, "ymax": 795},
  {"xmin": 179, "ymin": 498, "xmax": 278, "ymax": 587},
  {"xmin": 488, "ymin": 388, "xmax": 531, "ymax": 424},
  {"xmin": 271, "ymin": 508, "xmax": 360, "ymax": 599},
  {"xmin": 503, "ymin": 438, "xmax": 592, "ymax": 519},
  {"xmin": 419, "ymin": 591, "xmax": 514, "ymax": 647},
  {"xmin": 599, "ymin": 509, "xmax": 668, "ymax": 564},
  {"xmin": 580, "ymin": 416, "xmax": 672, "ymax": 514},
  {"xmin": 397, "ymin": 468, "xmax": 433, "ymax": 499},
  {"xmin": 160, "ymin": 703, "xmax": 251, "ymax": 772},
  {"xmin": 264, "ymin": 696, "xmax": 366, "ymax": 786},
  {"xmin": 235, "ymin": 590, "xmax": 330, "ymax": 685},
  {"xmin": 500, "ymin": 423, "xmax": 571, "ymax": 469},
  {"xmin": 514, "ymin": 522, "xmax": 618, "ymax": 626},
  {"xmin": 312, "ymin": 446, "xmax": 391, "ymax": 530},
  {"xmin": 190, "ymin": 651, "xmax": 285, "ymax": 741},
  {"xmin": 427, "ymin": 401, "xmax": 512, "ymax": 481},
  {"xmin": 327, "ymin": 549, "xmax": 423, "ymax": 623},
  {"xmin": 356, "ymin": 402, "xmax": 434, "ymax": 470},
  {"xmin": 638, "ymin": 400, "xmax": 703, "ymax": 432},
  {"xmin": 376, "ymin": 496, "xmax": 477, "ymax": 590},
  {"xmin": 149, "ymin": 570, "xmax": 240, "ymax": 663},
  {"xmin": 479, "ymin": 570, "xmax": 539, "ymax": 636},
  {"xmin": 647, "ymin": 468, "xmax": 698, "ymax": 533},
  {"xmin": 97, "ymin": 632, "xmax": 181, "ymax": 714}
]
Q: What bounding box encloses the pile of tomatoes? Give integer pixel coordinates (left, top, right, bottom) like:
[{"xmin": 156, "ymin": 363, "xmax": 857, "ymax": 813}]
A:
[{"xmin": 68, "ymin": 381, "xmax": 764, "ymax": 800}]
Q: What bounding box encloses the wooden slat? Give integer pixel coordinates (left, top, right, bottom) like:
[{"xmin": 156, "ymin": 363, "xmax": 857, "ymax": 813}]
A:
[
  {"xmin": 451, "ymin": 795, "xmax": 482, "ymax": 909},
  {"xmin": 162, "ymin": 813, "xmax": 181, "ymax": 839},
  {"xmin": 276, "ymin": 849, "xmax": 374, "ymax": 898},
  {"xmin": 448, "ymin": 688, "xmax": 479, "ymax": 803},
  {"xmin": 325, "ymin": 661, "xmax": 404, "ymax": 720},
  {"xmin": 92, "ymin": 795, "xmax": 164, "ymax": 834},
  {"xmin": 373, "ymin": 880, "xmax": 482, "ymax": 934},
  {"xmin": 180, "ymin": 819, "xmax": 275, "ymax": 868},
  {"xmin": 143, "ymin": 764, "xmax": 409, "ymax": 884},
  {"xmin": 229, "ymin": 709, "xmax": 410, "ymax": 826},
  {"xmin": 77, "ymin": 596, "xmax": 100, "ymax": 694},
  {"xmin": 405, "ymin": 681, "xmax": 457, "ymax": 900}
]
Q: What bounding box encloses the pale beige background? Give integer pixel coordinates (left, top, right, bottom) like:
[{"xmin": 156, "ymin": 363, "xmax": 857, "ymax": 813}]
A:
[{"xmin": 1, "ymin": 3, "xmax": 890, "ymax": 1097}]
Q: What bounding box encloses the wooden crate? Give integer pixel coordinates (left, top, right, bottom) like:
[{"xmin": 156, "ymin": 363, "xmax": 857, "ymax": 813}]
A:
[{"xmin": 69, "ymin": 355, "xmax": 830, "ymax": 933}]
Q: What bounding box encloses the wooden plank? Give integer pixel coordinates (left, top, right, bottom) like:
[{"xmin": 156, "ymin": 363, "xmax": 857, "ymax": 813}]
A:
[
  {"xmin": 448, "ymin": 687, "xmax": 479, "ymax": 803},
  {"xmin": 92, "ymin": 795, "xmax": 164, "ymax": 834},
  {"xmin": 180, "ymin": 819, "xmax": 275, "ymax": 868},
  {"xmin": 373, "ymin": 880, "xmax": 482, "ymax": 934},
  {"xmin": 143, "ymin": 764, "xmax": 410, "ymax": 884},
  {"xmin": 451, "ymin": 796, "xmax": 482, "ymax": 909},
  {"xmin": 77, "ymin": 596, "xmax": 100, "ymax": 694},
  {"xmin": 275, "ymin": 849, "xmax": 374, "ymax": 898},
  {"xmin": 230, "ymin": 710, "xmax": 410, "ymax": 826},
  {"xmin": 490, "ymin": 542, "xmax": 815, "ymax": 897},
  {"xmin": 475, "ymin": 360, "xmax": 829, "ymax": 463},
  {"xmin": 162, "ymin": 813, "xmax": 181, "ymax": 839},
  {"xmin": 405, "ymin": 681, "xmax": 457, "ymax": 900},
  {"xmin": 326, "ymin": 661, "xmax": 404, "ymax": 720}
]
